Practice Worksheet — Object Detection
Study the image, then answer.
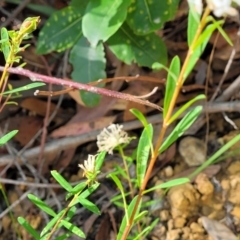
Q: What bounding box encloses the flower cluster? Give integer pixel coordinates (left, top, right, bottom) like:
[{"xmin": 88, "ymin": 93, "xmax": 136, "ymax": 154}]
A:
[
  {"xmin": 97, "ymin": 124, "xmax": 130, "ymax": 154},
  {"xmin": 188, "ymin": 0, "xmax": 240, "ymax": 17}
]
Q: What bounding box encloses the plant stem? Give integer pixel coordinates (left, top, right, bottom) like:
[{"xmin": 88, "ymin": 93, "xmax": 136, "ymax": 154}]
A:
[{"xmin": 121, "ymin": 7, "xmax": 210, "ymax": 240}]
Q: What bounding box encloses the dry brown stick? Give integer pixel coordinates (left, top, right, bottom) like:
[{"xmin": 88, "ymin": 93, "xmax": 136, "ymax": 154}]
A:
[
  {"xmin": 0, "ymin": 0, "xmax": 31, "ymax": 28},
  {"xmin": 1, "ymin": 100, "xmax": 240, "ymax": 166}
]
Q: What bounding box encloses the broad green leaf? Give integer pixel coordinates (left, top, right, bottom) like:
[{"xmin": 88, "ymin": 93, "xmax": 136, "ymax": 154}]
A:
[
  {"xmin": 127, "ymin": 0, "xmax": 179, "ymax": 35},
  {"xmin": 117, "ymin": 196, "xmax": 141, "ymax": 240},
  {"xmin": 137, "ymin": 124, "xmax": 153, "ymax": 187},
  {"xmin": 189, "ymin": 134, "xmax": 240, "ymax": 179},
  {"xmin": 61, "ymin": 220, "xmax": 85, "ymax": 238},
  {"xmin": 168, "ymin": 94, "xmax": 206, "ymax": 124},
  {"xmin": 0, "ymin": 130, "xmax": 18, "ymax": 146},
  {"xmin": 69, "ymin": 36, "xmax": 106, "ymax": 107},
  {"xmin": 1, "ymin": 28, "xmax": 10, "ymax": 62},
  {"xmin": 130, "ymin": 108, "xmax": 149, "ymax": 127},
  {"xmin": 18, "ymin": 217, "xmax": 40, "ymax": 240},
  {"xmin": 28, "ymin": 194, "xmax": 56, "ymax": 217},
  {"xmin": 159, "ymin": 106, "xmax": 202, "ymax": 153},
  {"xmin": 37, "ymin": 4, "xmax": 87, "ymax": 54},
  {"xmin": 1, "ymin": 82, "xmax": 45, "ymax": 95},
  {"xmin": 78, "ymin": 197, "xmax": 100, "ymax": 215},
  {"xmin": 51, "ymin": 170, "xmax": 73, "ymax": 192},
  {"xmin": 108, "ymin": 23, "xmax": 167, "ymax": 68},
  {"xmin": 187, "ymin": 3, "xmax": 200, "ymax": 46},
  {"xmin": 164, "ymin": 56, "xmax": 180, "ymax": 118},
  {"xmin": 144, "ymin": 178, "xmax": 190, "ymax": 194},
  {"xmin": 82, "ymin": 0, "xmax": 131, "ymax": 47}
]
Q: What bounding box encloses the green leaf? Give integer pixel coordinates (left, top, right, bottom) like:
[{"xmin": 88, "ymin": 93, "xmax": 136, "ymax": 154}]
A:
[
  {"xmin": 0, "ymin": 130, "xmax": 18, "ymax": 146},
  {"xmin": 28, "ymin": 194, "xmax": 56, "ymax": 217},
  {"xmin": 51, "ymin": 170, "xmax": 73, "ymax": 192},
  {"xmin": 18, "ymin": 217, "xmax": 40, "ymax": 240},
  {"xmin": 1, "ymin": 28, "xmax": 10, "ymax": 62},
  {"xmin": 37, "ymin": 4, "xmax": 87, "ymax": 54},
  {"xmin": 77, "ymin": 197, "xmax": 100, "ymax": 215},
  {"xmin": 189, "ymin": 133, "xmax": 240, "ymax": 179},
  {"xmin": 137, "ymin": 124, "xmax": 153, "ymax": 187},
  {"xmin": 82, "ymin": 0, "xmax": 131, "ymax": 47},
  {"xmin": 95, "ymin": 151, "xmax": 106, "ymax": 171},
  {"xmin": 130, "ymin": 108, "xmax": 149, "ymax": 127},
  {"xmin": 144, "ymin": 178, "xmax": 190, "ymax": 194},
  {"xmin": 71, "ymin": 182, "xmax": 87, "ymax": 194},
  {"xmin": 55, "ymin": 233, "xmax": 72, "ymax": 240},
  {"xmin": 41, "ymin": 210, "xmax": 64, "ymax": 237},
  {"xmin": 61, "ymin": 220, "xmax": 85, "ymax": 238},
  {"xmin": 127, "ymin": 0, "xmax": 179, "ymax": 35},
  {"xmin": 169, "ymin": 94, "xmax": 206, "ymax": 124},
  {"xmin": 69, "ymin": 36, "xmax": 106, "ymax": 107},
  {"xmin": 1, "ymin": 82, "xmax": 45, "ymax": 95},
  {"xmin": 134, "ymin": 210, "xmax": 148, "ymax": 223},
  {"xmin": 164, "ymin": 56, "xmax": 180, "ymax": 118},
  {"xmin": 187, "ymin": 4, "xmax": 200, "ymax": 46},
  {"xmin": 184, "ymin": 24, "xmax": 212, "ymax": 80},
  {"xmin": 159, "ymin": 106, "xmax": 202, "ymax": 153},
  {"xmin": 108, "ymin": 23, "xmax": 167, "ymax": 68},
  {"xmin": 117, "ymin": 196, "xmax": 141, "ymax": 240}
]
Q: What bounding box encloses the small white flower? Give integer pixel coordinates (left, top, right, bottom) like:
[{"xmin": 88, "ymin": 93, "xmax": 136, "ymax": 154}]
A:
[
  {"xmin": 78, "ymin": 155, "xmax": 96, "ymax": 176},
  {"xmin": 97, "ymin": 124, "xmax": 130, "ymax": 154},
  {"xmin": 207, "ymin": 0, "xmax": 239, "ymax": 17}
]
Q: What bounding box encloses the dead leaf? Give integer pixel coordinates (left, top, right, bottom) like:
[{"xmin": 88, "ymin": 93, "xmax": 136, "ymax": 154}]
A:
[{"xmin": 201, "ymin": 216, "xmax": 237, "ymax": 240}]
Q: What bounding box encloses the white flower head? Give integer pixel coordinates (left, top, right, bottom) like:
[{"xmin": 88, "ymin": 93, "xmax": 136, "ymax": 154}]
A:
[
  {"xmin": 97, "ymin": 124, "xmax": 130, "ymax": 154},
  {"xmin": 207, "ymin": 0, "xmax": 240, "ymax": 17},
  {"xmin": 78, "ymin": 155, "xmax": 96, "ymax": 177}
]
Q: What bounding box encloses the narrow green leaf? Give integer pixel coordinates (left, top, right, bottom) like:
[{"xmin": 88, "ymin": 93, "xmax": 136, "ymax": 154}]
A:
[
  {"xmin": 108, "ymin": 23, "xmax": 167, "ymax": 68},
  {"xmin": 77, "ymin": 197, "xmax": 100, "ymax": 215},
  {"xmin": 127, "ymin": 0, "xmax": 179, "ymax": 35},
  {"xmin": 61, "ymin": 220, "xmax": 85, "ymax": 238},
  {"xmin": 1, "ymin": 82, "xmax": 45, "ymax": 95},
  {"xmin": 28, "ymin": 194, "xmax": 56, "ymax": 217},
  {"xmin": 37, "ymin": 4, "xmax": 88, "ymax": 54},
  {"xmin": 169, "ymin": 94, "xmax": 206, "ymax": 124},
  {"xmin": 189, "ymin": 134, "xmax": 240, "ymax": 179},
  {"xmin": 130, "ymin": 108, "xmax": 149, "ymax": 127},
  {"xmin": 184, "ymin": 24, "xmax": 212, "ymax": 80},
  {"xmin": 134, "ymin": 211, "xmax": 148, "ymax": 223},
  {"xmin": 95, "ymin": 151, "xmax": 106, "ymax": 172},
  {"xmin": 159, "ymin": 106, "xmax": 202, "ymax": 153},
  {"xmin": 0, "ymin": 130, "xmax": 18, "ymax": 146},
  {"xmin": 51, "ymin": 170, "xmax": 73, "ymax": 192},
  {"xmin": 40, "ymin": 210, "xmax": 65, "ymax": 237},
  {"xmin": 164, "ymin": 56, "xmax": 180, "ymax": 118},
  {"xmin": 18, "ymin": 217, "xmax": 40, "ymax": 240},
  {"xmin": 82, "ymin": 0, "xmax": 131, "ymax": 47},
  {"xmin": 54, "ymin": 233, "xmax": 72, "ymax": 240},
  {"xmin": 1, "ymin": 28, "xmax": 10, "ymax": 62},
  {"xmin": 70, "ymin": 182, "xmax": 99, "ymax": 207},
  {"xmin": 117, "ymin": 196, "xmax": 141, "ymax": 240},
  {"xmin": 69, "ymin": 36, "xmax": 106, "ymax": 107},
  {"xmin": 187, "ymin": 4, "xmax": 200, "ymax": 46},
  {"xmin": 137, "ymin": 124, "xmax": 153, "ymax": 187},
  {"xmin": 71, "ymin": 182, "xmax": 87, "ymax": 194},
  {"xmin": 144, "ymin": 178, "xmax": 190, "ymax": 194}
]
